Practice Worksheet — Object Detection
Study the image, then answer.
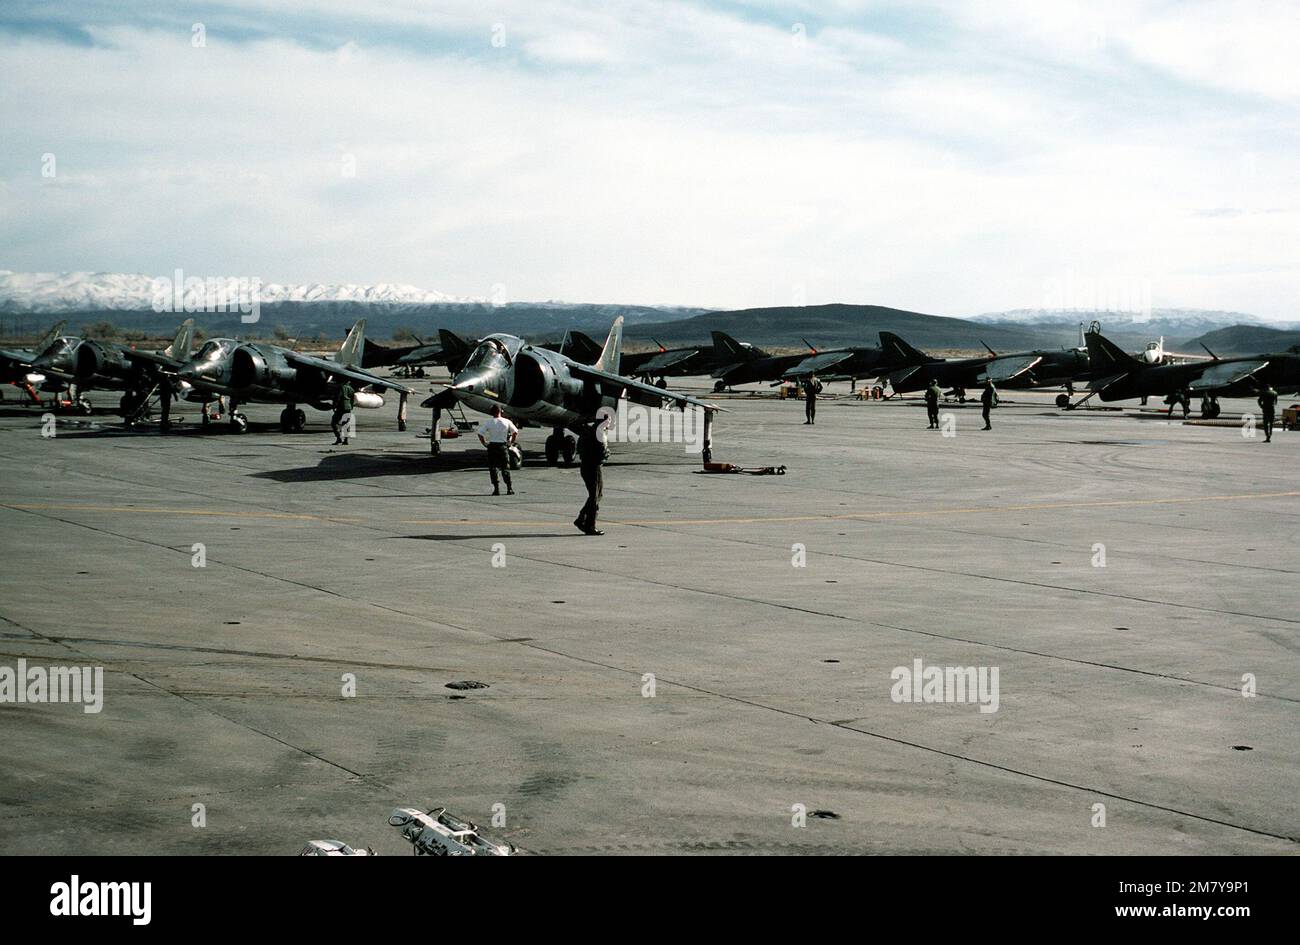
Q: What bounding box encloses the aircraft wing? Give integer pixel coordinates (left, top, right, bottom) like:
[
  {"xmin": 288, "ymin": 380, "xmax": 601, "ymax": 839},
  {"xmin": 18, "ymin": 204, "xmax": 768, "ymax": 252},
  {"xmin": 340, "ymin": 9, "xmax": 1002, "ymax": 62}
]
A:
[
  {"xmin": 120, "ymin": 348, "xmax": 185, "ymax": 369},
  {"xmin": 395, "ymin": 345, "xmax": 446, "ymax": 367},
  {"xmin": 634, "ymin": 348, "xmax": 699, "ymax": 374},
  {"xmin": 0, "ymin": 346, "xmax": 38, "ymax": 368},
  {"xmin": 710, "ymin": 361, "xmax": 745, "ymax": 379},
  {"xmin": 568, "ymin": 362, "xmax": 722, "ymax": 413},
  {"xmin": 980, "ymin": 354, "xmax": 1042, "ymax": 384},
  {"xmin": 885, "ymin": 365, "xmax": 924, "ymax": 386},
  {"xmin": 1087, "ymin": 372, "xmax": 1128, "ymax": 393},
  {"xmin": 283, "ymin": 351, "xmax": 415, "ymax": 394},
  {"xmin": 782, "ymin": 351, "xmax": 853, "ymax": 379},
  {"xmin": 1187, "ymin": 359, "xmax": 1270, "ymax": 392}
]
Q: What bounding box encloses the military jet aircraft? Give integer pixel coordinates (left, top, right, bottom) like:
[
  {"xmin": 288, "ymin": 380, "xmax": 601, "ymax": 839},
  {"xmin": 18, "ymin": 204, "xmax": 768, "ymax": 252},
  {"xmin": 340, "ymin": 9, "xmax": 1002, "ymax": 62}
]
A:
[
  {"xmin": 0, "ymin": 321, "xmax": 66, "ymax": 404},
  {"xmin": 709, "ymin": 332, "xmax": 816, "ymax": 391},
  {"xmin": 422, "ymin": 316, "xmax": 720, "ymax": 464},
  {"xmin": 363, "ymin": 329, "xmax": 474, "ymax": 376},
  {"xmin": 1079, "ymin": 327, "xmax": 1299, "ymax": 416},
  {"xmin": 552, "ymin": 331, "xmax": 739, "ymax": 387},
  {"xmin": 175, "ymin": 319, "xmax": 413, "ymax": 433},
  {"xmin": 880, "ymin": 331, "xmax": 1090, "ymax": 403},
  {"xmin": 25, "ymin": 320, "xmax": 196, "ymax": 420},
  {"xmin": 778, "ymin": 340, "xmax": 925, "ymax": 387}
]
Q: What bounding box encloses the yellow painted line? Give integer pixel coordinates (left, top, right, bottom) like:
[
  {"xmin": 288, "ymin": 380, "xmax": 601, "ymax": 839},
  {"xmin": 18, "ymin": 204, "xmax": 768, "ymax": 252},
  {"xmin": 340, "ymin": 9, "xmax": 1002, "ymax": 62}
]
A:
[{"xmin": 1, "ymin": 503, "xmax": 362, "ymax": 525}]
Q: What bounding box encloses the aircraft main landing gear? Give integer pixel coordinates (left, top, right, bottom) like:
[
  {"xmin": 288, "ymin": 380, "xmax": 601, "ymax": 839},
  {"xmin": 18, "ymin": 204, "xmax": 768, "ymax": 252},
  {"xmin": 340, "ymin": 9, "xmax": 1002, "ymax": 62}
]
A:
[
  {"xmin": 279, "ymin": 405, "xmax": 307, "ymax": 432},
  {"xmin": 545, "ymin": 427, "xmax": 576, "ymax": 466}
]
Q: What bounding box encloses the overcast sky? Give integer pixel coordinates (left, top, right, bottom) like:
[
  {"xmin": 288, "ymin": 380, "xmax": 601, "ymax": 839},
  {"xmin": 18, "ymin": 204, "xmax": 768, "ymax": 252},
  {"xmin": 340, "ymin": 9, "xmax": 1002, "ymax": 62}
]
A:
[{"xmin": 2, "ymin": 1, "xmax": 1297, "ymax": 319}]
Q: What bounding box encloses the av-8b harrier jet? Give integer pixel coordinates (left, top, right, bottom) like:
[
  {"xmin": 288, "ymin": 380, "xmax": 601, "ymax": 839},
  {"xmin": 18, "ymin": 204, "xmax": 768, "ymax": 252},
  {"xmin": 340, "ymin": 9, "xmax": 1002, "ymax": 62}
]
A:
[
  {"xmin": 362, "ymin": 329, "xmax": 475, "ymax": 377},
  {"xmin": 20, "ymin": 319, "xmax": 196, "ymax": 420},
  {"xmin": 1080, "ymin": 327, "xmax": 1299, "ymax": 417},
  {"xmin": 175, "ymin": 319, "xmax": 413, "ymax": 433},
  {"xmin": 0, "ymin": 320, "xmax": 66, "ymax": 403},
  {"xmin": 880, "ymin": 331, "xmax": 1090, "ymax": 403},
  {"xmin": 422, "ymin": 317, "xmax": 721, "ymax": 464}
]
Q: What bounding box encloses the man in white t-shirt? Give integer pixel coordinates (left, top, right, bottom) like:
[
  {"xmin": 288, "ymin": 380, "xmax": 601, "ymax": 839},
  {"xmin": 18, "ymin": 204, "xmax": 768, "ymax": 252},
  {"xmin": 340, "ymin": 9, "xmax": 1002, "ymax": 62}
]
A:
[{"xmin": 476, "ymin": 405, "xmax": 519, "ymax": 496}]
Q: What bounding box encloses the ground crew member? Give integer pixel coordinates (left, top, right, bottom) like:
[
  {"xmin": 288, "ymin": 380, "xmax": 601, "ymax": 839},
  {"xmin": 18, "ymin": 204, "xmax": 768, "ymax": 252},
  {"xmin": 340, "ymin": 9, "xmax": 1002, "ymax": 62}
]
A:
[
  {"xmin": 574, "ymin": 418, "xmax": 606, "ymax": 535},
  {"xmin": 1258, "ymin": 385, "xmax": 1278, "ymax": 442},
  {"xmin": 980, "ymin": 378, "xmax": 997, "ymax": 430},
  {"xmin": 332, "ymin": 380, "xmax": 355, "ymax": 445},
  {"xmin": 803, "ymin": 375, "xmax": 823, "ymax": 424},
  {"xmin": 476, "ymin": 404, "xmax": 518, "ymax": 495},
  {"xmin": 925, "ymin": 379, "xmax": 941, "ymax": 429}
]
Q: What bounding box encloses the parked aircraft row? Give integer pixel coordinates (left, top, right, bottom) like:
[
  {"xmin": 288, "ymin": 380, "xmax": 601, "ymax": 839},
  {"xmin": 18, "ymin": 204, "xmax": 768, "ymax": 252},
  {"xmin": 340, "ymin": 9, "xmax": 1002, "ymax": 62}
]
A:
[
  {"xmin": 0, "ymin": 319, "xmax": 411, "ymax": 433},
  {"xmin": 3, "ymin": 318, "xmax": 1296, "ymax": 444}
]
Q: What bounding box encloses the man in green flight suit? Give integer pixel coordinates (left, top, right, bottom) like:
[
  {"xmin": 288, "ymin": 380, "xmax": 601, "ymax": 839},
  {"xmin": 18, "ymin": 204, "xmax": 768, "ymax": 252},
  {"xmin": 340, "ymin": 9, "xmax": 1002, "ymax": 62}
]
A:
[
  {"xmin": 925, "ymin": 379, "xmax": 941, "ymax": 429},
  {"xmin": 1257, "ymin": 385, "xmax": 1278, "ymax": 443},
  {"xmin": 332, "ymin": 380, "xmax": 355, "ymax": 445},
  {"xmin": 980, "ymin": 378, "xmax": 997, "ymax": 431}
]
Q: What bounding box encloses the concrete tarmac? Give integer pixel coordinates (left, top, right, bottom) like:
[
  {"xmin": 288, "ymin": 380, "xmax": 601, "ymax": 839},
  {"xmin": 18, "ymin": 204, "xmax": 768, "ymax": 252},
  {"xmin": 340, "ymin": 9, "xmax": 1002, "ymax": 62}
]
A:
[{"xmin": 0, "ymin": 384, "xmax": 1295, "ymax": 854}]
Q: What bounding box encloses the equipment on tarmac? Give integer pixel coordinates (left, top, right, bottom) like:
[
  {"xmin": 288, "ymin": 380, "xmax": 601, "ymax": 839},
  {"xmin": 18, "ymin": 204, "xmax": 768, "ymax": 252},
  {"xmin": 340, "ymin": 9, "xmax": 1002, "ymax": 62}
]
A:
[{"xmin": 388, "ymin": 807, "xmax": 515, "ymax": 856}]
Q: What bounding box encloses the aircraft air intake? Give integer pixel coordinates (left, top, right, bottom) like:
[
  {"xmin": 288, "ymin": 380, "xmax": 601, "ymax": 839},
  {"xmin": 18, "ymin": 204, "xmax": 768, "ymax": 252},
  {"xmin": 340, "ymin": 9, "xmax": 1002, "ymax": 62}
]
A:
[{"xmin": 230, "ymin": 345, "xmax": 297, "ymax": 390}]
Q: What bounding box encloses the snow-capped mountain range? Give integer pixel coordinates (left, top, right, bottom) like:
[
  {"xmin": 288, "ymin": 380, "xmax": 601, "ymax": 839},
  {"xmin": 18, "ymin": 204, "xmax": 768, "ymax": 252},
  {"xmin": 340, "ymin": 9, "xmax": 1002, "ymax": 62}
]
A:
[
  {"xmin": 970, "ymin": 308, "xmax": 1299, "ymax": 332},
  {"xmin": 0, "ymin": 270, "xmax": 482, "ymax": 313}
]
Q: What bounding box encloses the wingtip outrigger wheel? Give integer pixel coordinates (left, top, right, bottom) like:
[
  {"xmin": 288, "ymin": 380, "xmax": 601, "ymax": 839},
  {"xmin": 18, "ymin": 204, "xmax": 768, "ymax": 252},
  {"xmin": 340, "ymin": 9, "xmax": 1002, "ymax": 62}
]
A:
[{"xmin": 701, "ymin": 406, "xmax": 714, "ymax": 465}]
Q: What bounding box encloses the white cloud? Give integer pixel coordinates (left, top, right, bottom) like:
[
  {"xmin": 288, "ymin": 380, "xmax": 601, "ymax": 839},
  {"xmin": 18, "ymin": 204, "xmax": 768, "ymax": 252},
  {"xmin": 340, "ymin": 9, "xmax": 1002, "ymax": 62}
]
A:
[{"xmin": 0, "ymin": 1, "xmax": 1296, "ymax": 318}]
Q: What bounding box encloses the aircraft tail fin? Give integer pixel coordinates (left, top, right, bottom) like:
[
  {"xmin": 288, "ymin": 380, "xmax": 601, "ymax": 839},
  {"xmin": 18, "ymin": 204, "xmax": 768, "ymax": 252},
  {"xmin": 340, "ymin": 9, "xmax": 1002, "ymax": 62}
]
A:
[
  {"xmin": 597, "ymin": 316, "xmax": 624, "ymax": 374},
  {"xmin": 561, "ymin": 329, "xmax": 603, "ymax": 364},
  {"xmin": 164, "ymin": 318, "xmax": 195, "ymax": 360},
  {"xmin": 336, "ymin": 319, "xmax": 366, "ymax": 367},
  {"xmin": 33, "ymin": 319, "xmax": 67, "ymax": 355},
  {"xmin": 879, "ymin": 331, "xmax": 932, "ymax": 365},
  {"xmin": 1084, "ymin": 327, "xmax": 1140, "ymax": 374},
  {"xmin": 712, "ymin": 331, "xmax": 748, "ymax": 359},
  {"xmin": 437, "ymin": 329, "xmax": 473, "ymax": 372}
]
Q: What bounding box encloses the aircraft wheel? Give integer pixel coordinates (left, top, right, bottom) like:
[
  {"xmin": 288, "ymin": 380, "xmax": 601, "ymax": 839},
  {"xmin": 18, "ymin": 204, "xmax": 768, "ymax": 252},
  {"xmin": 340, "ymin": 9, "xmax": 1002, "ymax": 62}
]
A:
[
  {"xmin": 1207, "ymin": 402, "xmax": 1221, "ymax": 419},
  {"xmin": 230, "ymin": 413, "xmax": 248, "ymax": 434},
  {"xmin": 713, "ymin": 380, "xmax": 726, "ymax": 393},
  {"xmin": 279, "ymin": 407, "xmax": 294, "ymax": 432},
  {"xmin": 561, "ymin": 435, "xmax": 576, "ymax": 465},
  {"xmin": 293, "ymin": 408, "xmax": 307, "ymax": 432},
  {"xmin": 656, "ymin": 377, "xmax": 668, "ymax": 390},
  {"xmin": 1055, "ymin": 393, "xmax": 1070, "ymax": 408},
  {"xmin": 544, "ymin": 434, "xmax": 560, "ymax": 466}
]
